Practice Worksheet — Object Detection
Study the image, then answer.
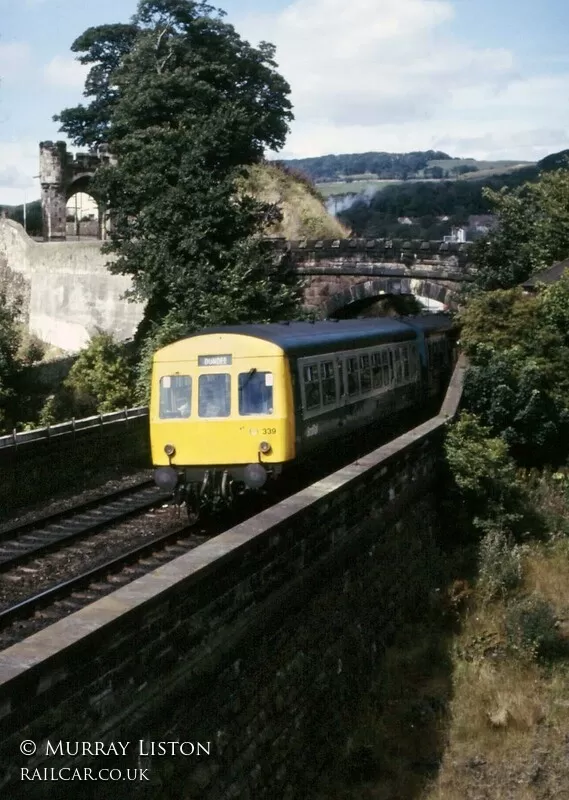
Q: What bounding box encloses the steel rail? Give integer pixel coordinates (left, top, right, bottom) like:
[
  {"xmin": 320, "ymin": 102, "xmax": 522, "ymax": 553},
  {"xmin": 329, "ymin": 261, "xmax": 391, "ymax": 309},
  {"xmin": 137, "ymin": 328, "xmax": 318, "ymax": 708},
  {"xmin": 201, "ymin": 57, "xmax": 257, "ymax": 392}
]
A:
[{"xmin": 0, "ymin": 481, "xmax": 170, "ymax": 572}]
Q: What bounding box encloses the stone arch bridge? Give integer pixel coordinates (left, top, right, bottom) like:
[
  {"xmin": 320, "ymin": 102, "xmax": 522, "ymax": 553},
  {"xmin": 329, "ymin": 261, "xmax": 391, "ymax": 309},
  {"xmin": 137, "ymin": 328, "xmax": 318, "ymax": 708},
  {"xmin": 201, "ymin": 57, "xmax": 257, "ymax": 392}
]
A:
[{"xmin": 268, "ymin": 238, "xmax": 475, "ymax": 313}]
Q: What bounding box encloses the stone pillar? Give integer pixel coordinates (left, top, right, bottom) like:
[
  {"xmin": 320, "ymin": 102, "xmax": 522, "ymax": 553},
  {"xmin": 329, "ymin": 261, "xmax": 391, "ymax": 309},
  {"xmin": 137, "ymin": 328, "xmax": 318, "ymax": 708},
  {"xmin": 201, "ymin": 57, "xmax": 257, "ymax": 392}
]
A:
[{"xmin": 39, "ymin": 141, "xmax": 68, "ymax": 240}]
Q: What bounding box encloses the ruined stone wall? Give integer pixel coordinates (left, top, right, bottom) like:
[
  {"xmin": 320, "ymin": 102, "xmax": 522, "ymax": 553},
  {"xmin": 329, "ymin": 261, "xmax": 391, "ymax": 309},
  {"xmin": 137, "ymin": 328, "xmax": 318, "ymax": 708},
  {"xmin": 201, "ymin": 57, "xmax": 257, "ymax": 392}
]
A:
[
  {"xmin": 0, "ymin": 219, "xmax": 144, "ymax": 351},
  {"xmin": 0, "ymin": 407, "xmax": 458, "ymax": 798}
]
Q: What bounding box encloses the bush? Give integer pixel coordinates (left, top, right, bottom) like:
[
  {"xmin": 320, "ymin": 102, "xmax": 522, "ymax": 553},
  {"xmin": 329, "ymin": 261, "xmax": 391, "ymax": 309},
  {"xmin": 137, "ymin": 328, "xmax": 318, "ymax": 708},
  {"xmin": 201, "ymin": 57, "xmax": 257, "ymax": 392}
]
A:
[
  {"xmin": 478, "ymin": 529, "xmax": 523, "ymax": 603},
  {"xmin": 505, "ymin": 596, "xmax": 564, "ymax": 660},
  {"xmin": 64, "ymin": 332, "xmax": 135, "ymax": 415},
  {"xmin": 0, "ymin": 291, "xmax": 23, "ymax": 430},
  {"xmin": 16, "ymin": 330, "xmax": 46, "ymax": 366},
  {"xmin": 444, "ymin": 413, "xmax": 525, "ymax": 531},
  {"xmin": 37, "ymin": 333, "xmax": 135, "ymax": 424}
]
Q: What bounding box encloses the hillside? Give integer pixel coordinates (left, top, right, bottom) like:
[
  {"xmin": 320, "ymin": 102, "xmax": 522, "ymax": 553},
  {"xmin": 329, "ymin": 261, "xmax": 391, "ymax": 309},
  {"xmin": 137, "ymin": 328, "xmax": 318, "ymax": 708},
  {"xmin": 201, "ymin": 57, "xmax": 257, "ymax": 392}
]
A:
[
  {"xmin": 238, "ymin": 162, "xmax": 349, "ymax": 239},
  {"xmin": 335, "ymin": 149, "xmax": 569, "ymax": 240},
  {"xmin": 280, "ymin": 151, "xmax": 534, "ymax": 189}
]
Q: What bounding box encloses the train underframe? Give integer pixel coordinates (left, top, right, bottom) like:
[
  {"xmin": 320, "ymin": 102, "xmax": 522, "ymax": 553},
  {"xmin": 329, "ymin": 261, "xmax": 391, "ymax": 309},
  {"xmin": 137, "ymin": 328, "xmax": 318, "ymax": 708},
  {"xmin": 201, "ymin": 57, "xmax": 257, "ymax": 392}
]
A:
[{"xmin": 153, "ymin": 462, "xmax": 284, "ymax": 519}]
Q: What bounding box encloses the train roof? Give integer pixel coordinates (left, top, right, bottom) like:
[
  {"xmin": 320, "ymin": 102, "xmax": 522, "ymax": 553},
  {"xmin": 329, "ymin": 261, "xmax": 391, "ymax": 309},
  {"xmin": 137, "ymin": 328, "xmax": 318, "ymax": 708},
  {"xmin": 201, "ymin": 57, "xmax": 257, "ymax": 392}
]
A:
[{"xmin": 175, "ymin": 315, "xmax": 454, "ymax": 359}]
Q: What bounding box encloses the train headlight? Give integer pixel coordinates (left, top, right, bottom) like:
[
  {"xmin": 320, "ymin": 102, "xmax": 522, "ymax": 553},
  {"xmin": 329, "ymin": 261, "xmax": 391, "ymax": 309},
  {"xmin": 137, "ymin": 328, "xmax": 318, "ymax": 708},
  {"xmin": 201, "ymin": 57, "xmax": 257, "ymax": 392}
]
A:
[
  {"xmin": 154, "ymin": 466, "xmax": 179, "ymax": 492},
  {"xmin": 243, "ymin": 463, "xmax": 267, "ymax": 489},
  {"xmin": 164, "ymin": 443, "xmax": 176, "ymax": 457},
  {"xmin": 259, "ymin": 441, "xmax": 272, "ymax": 454}
]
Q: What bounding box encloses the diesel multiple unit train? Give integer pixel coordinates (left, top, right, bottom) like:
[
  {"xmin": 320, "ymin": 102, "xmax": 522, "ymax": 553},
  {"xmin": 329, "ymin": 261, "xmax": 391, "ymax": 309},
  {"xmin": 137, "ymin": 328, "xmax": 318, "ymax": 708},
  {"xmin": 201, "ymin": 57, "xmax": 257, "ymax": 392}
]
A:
[{"xmin": 150, "ymin": 316, "xmax": 457, "ymax": 515}]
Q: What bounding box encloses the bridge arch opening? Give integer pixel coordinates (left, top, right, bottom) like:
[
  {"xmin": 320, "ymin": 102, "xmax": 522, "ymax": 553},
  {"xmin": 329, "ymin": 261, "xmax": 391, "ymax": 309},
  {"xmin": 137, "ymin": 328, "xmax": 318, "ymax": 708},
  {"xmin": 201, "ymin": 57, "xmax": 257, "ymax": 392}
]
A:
[{"xmin": 323, "ymin": 277, "xmax": 458, "ymax": 318}]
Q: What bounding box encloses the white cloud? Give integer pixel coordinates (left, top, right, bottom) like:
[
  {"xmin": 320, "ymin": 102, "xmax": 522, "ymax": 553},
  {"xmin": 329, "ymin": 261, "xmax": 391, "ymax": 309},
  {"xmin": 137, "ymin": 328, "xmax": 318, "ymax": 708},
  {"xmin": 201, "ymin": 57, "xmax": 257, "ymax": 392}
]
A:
[
  {"xmin": 43, "ymin": 55, "xmax": 89, "ymax": 89},
  {"xmin": 0, "ymin": 140, "xmax": 40, "ymax": 206},
  {"xmin": 238, "ymin": 0, "xmax": 569, "ymax": 160},
  {"xmin": 0, "ymin": 42, "xmax": 32, "ymax": 82}
]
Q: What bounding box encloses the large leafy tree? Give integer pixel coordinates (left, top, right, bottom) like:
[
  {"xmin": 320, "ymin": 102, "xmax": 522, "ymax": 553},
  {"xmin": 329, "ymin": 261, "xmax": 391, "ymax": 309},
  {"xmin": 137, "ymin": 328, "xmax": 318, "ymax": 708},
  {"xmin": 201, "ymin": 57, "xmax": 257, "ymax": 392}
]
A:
[
  {"xmin": 0, "ymin": 293, "xmax": 22, "ymax": 430},
  {"xmin": 471, "ymin": 167, "xmax": 569, "ymax": 290},
  {"xmin": 458, "ymin": 279, "xmax": 569, "ymax": 465},
  {"xmin": 55, "ymin": 0, "xmax": 302, "ymax": 337}
]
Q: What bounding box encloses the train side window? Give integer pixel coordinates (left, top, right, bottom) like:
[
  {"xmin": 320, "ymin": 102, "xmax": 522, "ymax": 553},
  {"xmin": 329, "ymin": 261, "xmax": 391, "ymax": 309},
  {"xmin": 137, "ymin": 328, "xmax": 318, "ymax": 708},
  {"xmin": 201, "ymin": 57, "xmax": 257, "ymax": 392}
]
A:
[
  {"xmin": 198, "ymin": 373, "xmax": 231, "ymax": 417},
  {"xmin": 320, "ymin": 361, "xmax": 336, "ymax": 405},
  {"xmin": 159, "ymin": 375, "xmax": 192, "ymax": 419},
  {"xmin": 382, "ymin": 351, "xmax": 391, "ymax": 385},
  {"xmin": 402, "ymin": 346, "xmax": 410, "ymax": 380},
  {"xmin": 393, "ymin": 349, "xmax": 401, "ymax": 384},
  {"xmin": 360, "ymin": 354, "xmax": 372, "ymax": 392},
  {"xmin": 346, "ymin": 356, "xmax": 360, "ymax": 396},
  {"xmin": 238, "ymin": 371, "xmax": 273, "ymax": 415},
  {"xmin": 337, "ymin": 361, "xmax": 345, "ymax": 397},
  {"xmin": 371, "ymin": 352, "xmax": 383, "ymax": 388},
  {"xmin": 303, "ymin": 364, "xmax": 321, "ymax": 410}
]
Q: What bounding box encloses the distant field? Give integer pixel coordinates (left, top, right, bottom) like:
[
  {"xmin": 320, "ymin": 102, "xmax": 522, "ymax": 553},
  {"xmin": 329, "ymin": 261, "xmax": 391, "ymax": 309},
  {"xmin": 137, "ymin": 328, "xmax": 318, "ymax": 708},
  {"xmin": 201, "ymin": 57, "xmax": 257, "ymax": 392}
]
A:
[
  {"xmin": 316, "ymin": 160, "xmax": 534, "ymax": 197},
  {"xmin": 424, "ymin": 158, "xmax": 532, "ymax": 172},
  {"xmin": 316, "ymin": 180, "xmax": 396, "ymax": 197}
]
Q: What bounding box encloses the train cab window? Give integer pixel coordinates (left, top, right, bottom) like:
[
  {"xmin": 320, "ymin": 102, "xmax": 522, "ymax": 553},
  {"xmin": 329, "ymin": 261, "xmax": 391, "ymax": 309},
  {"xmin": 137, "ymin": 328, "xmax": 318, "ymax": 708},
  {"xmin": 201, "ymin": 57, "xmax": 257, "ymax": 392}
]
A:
[
  {"xmin": 198, "ymin": 373, "xmax": 230, "ymax": 417},
  {"xmin": 371, "ymin": 353, "xmax": 383, "ymax": 388},
  {"xmin": 238, "ymin": 371, "xmax": 273, "ymax": 415},
  {"xmin": 346, "ymin": 357, "xmax": 360, "ymax": 396},
  {"xmin": 303, "ymin": 365, "xmax": 321, "ymax": 410},
  {"xmin": 159, "ymin": 375, "xmax": 192, "ymax": 419},
  {"xmin": 320, "ymin": 361, "xmax": 336, "ymax": 405}
]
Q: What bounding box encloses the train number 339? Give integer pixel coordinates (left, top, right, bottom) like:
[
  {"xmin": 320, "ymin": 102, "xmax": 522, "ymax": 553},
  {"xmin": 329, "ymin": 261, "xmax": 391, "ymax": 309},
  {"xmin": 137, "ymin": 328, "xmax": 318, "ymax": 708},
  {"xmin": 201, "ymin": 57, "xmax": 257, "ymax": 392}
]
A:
[{"xmin": 262, "ymin": 427, "xmax": 277, "ymax": 435}]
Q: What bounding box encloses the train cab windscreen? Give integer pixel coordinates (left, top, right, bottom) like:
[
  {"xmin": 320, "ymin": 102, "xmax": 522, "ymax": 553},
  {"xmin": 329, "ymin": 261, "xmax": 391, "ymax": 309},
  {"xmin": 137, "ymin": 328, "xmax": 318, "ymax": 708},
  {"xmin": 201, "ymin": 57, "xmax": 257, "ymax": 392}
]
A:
[
  {"xmin": 238, "ymin": 371, "xmax": 273, "ymax": 415},
  {"xmin": 198, "ymin": 373, "xmax": 231, "ymax": 417},
  {"xmin": 159, "ymin": 375, "xmax": 192, "ymax": 418}
]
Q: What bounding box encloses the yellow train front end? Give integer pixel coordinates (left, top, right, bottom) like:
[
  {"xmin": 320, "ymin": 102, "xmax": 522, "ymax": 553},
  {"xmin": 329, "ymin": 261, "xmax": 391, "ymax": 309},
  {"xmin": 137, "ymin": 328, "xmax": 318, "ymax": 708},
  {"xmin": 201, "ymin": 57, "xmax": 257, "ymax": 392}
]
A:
[{"xmin": 150, "ymin": 333, "xmax": 295, "ymax": 512}]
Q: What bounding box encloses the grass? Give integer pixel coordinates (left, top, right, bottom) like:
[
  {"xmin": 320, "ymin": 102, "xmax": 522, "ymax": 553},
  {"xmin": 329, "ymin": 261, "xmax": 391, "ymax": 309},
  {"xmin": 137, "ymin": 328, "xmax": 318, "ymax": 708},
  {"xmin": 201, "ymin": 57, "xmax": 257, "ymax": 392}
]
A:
[
  {"xmin": 316, "ymin": 471, "xmax": 569, "ymax": 799},
  {"xmin": 241, "ymin": 163, "xmax": 349, "ymax": 238},
  {"xmin": 316, "ymin": 180, "xmax": 397, "ymax": 198}
]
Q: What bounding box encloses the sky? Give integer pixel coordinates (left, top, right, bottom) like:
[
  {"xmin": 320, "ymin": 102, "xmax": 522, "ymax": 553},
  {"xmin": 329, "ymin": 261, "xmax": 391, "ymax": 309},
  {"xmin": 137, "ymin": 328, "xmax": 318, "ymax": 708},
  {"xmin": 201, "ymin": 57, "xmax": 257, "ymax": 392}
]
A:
[{"xmin": 0, "ymin": 0, "xmax": 568, "ymax": 205}]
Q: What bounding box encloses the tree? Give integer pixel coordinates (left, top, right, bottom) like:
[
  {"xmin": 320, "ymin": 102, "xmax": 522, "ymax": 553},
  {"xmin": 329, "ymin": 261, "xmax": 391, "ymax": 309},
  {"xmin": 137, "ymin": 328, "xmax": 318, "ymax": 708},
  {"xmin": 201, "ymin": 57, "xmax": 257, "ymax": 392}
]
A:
[
  {"xmin": 39, "ymin": 333, "xmax": 135, "ymax": 424},
  {"xmin": 0, "ymin": 293, "xmax": 22, "ymax": 429},
  {"xmin": 458, "ymin": 283, "xmax": 569, "ymax": 466},
  {"xmin": 55, "ymin": 0, "xmax": 302, "ymax": 338},
  {"xmin": 471, "ymin": 168, "xmax": 569, "ymax": 290}
]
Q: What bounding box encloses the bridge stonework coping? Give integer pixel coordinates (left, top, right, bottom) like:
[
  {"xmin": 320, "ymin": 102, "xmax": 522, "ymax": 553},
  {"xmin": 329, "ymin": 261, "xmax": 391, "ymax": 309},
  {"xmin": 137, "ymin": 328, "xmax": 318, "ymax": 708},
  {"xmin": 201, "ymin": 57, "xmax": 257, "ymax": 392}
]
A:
[
  {"xmin": 263, "ymin": 238, "xmax": 475, "ymax": 312},
  {"xmin": 0, "ymin": 357, "xmax": 466, "ymax": 800}
]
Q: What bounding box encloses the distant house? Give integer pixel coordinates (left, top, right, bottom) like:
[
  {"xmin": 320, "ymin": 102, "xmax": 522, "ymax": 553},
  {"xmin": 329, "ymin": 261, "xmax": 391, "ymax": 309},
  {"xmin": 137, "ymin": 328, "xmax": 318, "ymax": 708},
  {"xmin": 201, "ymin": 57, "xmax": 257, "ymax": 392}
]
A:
[
  {"xmin": 397, "ymin": 216, "xmax": 414, "ymax": 225},
  {"xmin": 522, "ymin": 257, "xmax": 569, "ymax": 292},
  {"xmin": 443, "ymin": 227, "xmax": 467, "ymax": 243},
  {"xmin": 465, "ymin": 215, "xmax": 497, "ymax": 239}
]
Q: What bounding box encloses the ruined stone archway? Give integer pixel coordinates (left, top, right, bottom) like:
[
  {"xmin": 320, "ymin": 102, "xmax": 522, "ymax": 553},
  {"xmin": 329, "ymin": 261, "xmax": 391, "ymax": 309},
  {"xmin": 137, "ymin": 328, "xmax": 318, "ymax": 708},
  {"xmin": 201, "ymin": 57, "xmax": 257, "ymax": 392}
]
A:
[
  {"xmin": 319, "ymin": 277, "xmax": 460, "ymax": 316},
  {"xmin": 40, "ymin": 141, "xmax": 113, "ymax": 240}
]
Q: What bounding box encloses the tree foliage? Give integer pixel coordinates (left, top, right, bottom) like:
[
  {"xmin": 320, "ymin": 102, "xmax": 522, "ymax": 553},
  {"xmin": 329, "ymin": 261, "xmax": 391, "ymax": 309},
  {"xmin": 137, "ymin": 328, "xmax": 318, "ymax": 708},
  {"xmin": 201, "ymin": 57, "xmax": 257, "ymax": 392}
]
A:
[
  {"xmin": 0, "ymin": 293, "xmax": 21, "ymax": 426},
  {"xmin": 444, "ymin": 413, "xmax": 526, "ymax": 531},
  {"xmin": 39, "ymin": 333, "xmax": 135, "ymax": 425},
  {"xmin": 458, "ymin": 277, "xmax": 569, "ymax": 465},
  {"xmin": 471, "ymin": 167, "xmax": 569, "ymax": 290},
  {"xmin": 56, "ymin": 0, "xmax": 302, "ymax": 339},
  {"xmin": 281, "ymin": 150, "xmax": 451, "ymax": 182}
]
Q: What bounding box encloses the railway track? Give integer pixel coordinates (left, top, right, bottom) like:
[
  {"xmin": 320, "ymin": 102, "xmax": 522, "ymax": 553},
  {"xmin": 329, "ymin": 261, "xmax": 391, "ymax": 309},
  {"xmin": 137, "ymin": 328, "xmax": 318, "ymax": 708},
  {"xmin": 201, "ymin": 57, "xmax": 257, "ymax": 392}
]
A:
[
  {"xmin": 0, "ymin": 497, "xmax": 261, "ymax": 650},
  {"xmin": 0, "ymin": 479, "xmax": 170, "ymax": 572}
]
